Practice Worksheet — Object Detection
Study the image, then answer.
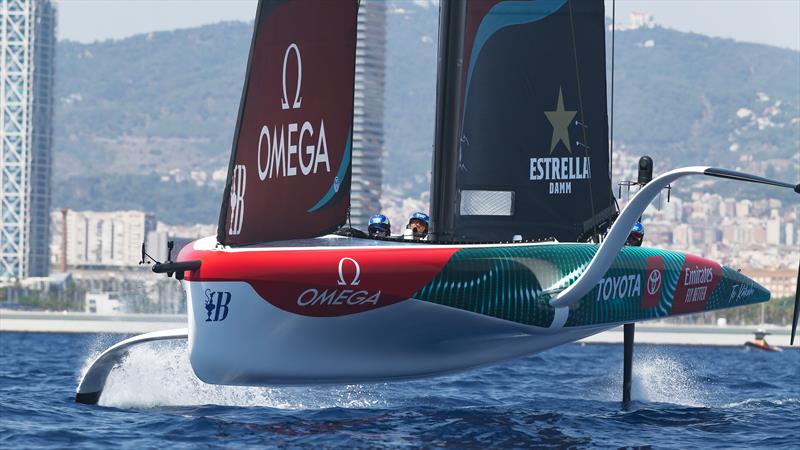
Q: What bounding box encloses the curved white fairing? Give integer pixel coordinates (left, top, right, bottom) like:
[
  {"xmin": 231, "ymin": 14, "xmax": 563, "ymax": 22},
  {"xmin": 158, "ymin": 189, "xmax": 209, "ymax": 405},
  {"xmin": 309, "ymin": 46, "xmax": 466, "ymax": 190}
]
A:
[
  {"xmin": 551, "ymin": 167, "xmax": 710, "ymax": 308},
  {"xmin": 76, "ymin": 328, "xmax": 188, "ymax": 404}
]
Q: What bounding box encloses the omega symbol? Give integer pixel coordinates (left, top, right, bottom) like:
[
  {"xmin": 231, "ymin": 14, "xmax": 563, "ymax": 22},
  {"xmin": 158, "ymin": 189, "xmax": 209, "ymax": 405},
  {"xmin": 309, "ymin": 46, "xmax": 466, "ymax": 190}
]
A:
[
  {"xmin": 281, "ymin": 43, "xmax": 302, "ymax": 110},
  {"xmin": 337, "ymin": 257, "xmax": 361, "ymax": 286}
]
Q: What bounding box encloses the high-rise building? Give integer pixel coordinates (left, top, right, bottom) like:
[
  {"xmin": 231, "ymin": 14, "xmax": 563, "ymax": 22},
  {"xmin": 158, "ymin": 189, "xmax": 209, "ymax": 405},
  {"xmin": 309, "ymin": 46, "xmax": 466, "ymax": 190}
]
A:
[
  {"xmin": 350, "ymin": 0, "xmax": 386, "ymax": 229},
  {"xmin": 50, "ymin": 210, "xmax": 156, "ymax": 269},
  {"xmin": 1, "ymin": 0, "xmax": 56, "ymax": 281}
]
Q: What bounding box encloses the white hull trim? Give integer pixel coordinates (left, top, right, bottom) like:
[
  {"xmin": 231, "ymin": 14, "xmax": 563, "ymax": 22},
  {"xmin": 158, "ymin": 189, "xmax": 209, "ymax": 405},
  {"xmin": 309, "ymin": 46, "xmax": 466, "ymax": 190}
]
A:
[{"xmin": 186, "ymin": 280, "xmax": 614, "ymax": 386}]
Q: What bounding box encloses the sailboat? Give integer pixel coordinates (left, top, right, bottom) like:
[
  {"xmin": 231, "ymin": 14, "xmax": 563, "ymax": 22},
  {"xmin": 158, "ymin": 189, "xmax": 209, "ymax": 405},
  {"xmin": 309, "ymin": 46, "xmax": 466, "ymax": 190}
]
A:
[{"xmin": 76, "ymin": 0, "xmax": 799, "ymax": 405}]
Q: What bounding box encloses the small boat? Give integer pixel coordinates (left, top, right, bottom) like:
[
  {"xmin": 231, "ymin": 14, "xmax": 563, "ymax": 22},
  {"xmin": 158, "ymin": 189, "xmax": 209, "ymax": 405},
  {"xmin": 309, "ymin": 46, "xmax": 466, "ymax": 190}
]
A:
[{"xmin": 745, "ymin": 330, "xmax": 783, "ymax": 352}]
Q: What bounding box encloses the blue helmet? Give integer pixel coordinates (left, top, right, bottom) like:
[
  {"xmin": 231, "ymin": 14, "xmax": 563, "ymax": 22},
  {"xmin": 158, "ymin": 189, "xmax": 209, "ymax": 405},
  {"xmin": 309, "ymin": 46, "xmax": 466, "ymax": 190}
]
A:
[
  {"xmin": 631, "ymin": 222, "xmax": 645, "ymax": 235},
  {"xmin": 627, "ymin": 221, "xmax": 645, "ymax": 246},
  {"xmin": 409, "ymin": 211, "xmax": 430, "ymax": 227},
  {"xmin": 407, "ymin": 212, "xmax": 430, "ymax": 237},
  {"xmin": 368, "ymin": 214, "xmax": 391, "ymax": 236}
]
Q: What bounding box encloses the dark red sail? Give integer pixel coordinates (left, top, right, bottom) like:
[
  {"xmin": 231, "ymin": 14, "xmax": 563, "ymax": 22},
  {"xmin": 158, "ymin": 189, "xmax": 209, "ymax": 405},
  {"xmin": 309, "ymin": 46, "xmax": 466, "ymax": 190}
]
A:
[{"xmin": 218, "ymin": 0, "xmax": 359, "ymax": 245}]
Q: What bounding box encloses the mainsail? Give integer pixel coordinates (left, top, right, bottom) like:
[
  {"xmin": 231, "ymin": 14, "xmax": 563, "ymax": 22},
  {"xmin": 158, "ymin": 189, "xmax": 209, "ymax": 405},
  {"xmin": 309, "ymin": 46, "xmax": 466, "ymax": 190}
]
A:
[
  {"xmin": 217, "ymin": 0, "xmax": 359, "ymax": 246},
  {"xmin": 431, "ymin": 0, "xmax": 613, "ymax": 242}
]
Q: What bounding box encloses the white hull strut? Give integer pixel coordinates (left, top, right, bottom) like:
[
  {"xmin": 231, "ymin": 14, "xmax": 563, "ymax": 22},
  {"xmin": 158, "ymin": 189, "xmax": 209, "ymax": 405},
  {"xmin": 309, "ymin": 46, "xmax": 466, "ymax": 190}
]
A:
[{"xmin": 75, "ymin": 328, "xmax": 188, "ymax": 404}]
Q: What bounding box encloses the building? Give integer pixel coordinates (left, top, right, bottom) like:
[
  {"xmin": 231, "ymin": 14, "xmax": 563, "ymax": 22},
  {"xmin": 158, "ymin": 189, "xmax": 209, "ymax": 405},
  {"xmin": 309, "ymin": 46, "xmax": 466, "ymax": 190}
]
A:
[
  {"xmin": 610, "ymin": 12, "xmax": 656, "ymax": 31},
  {"xmin": 745, "ymin": 269, "xmax": 797, "ymax": 300},
  {"xmin": 765, "ymin": 217, "xmax": 781, "ymax": 245},
  {"xmin": 51, "ymin": 210, "xmax": 156, "ymax": 269},
  {"xmin": 85, "ymin": 292, "xmax": 122, "ymax": 315},
  {"xmin": 350, "ymin": 0, "xmax": 386, "ymax": 229},
  {"xmin": 1, "ymin": 0, "xmax": 56, "ymax": 281}
]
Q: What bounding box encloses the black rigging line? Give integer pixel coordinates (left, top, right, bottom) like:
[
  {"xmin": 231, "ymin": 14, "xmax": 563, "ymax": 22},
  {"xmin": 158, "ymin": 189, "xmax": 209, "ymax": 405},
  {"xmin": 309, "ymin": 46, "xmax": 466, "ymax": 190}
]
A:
[
  {"xmin": 610, "ymin": 0, "xmax": 617, "ymax": 219},
  {"xmin": 567, "ymin": 0, "xmax": 598, "ymax": 243}
]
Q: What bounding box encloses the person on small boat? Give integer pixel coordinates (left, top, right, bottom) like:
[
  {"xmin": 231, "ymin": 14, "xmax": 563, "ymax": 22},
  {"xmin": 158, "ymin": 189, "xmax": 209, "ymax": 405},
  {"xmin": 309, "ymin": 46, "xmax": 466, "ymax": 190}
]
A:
[
  {"xmin": 626, "ymin": 222, "xmax": 645, "ymax": 246},
  {"xmin": 405, "ymin": 211, "xmax": 430, "ymax": 240},
  {"xmin": 368, "ymin": 214, "xmax": 391, "ymax": 238},
  {"xmin": 745, "ymin": 329, "xmax": 782, "ymax": 352}
]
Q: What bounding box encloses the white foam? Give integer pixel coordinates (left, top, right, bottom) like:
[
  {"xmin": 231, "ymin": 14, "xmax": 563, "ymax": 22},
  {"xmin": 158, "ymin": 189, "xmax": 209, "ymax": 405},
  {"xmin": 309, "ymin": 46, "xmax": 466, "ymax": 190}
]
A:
[
  {"xmin": 604, "ymin": 348, "xmax": 709, "ymax": 407},
  {"xmin": 723, "ymin": 397, "xmax": 800, "ymax": 409},
  {"xmin": 79, "ymin": 334, "xmax": 121, "ymax": 382},
  {"xmin": 93, "ymin": 341, "xmax": 387, "ymax": 409}
]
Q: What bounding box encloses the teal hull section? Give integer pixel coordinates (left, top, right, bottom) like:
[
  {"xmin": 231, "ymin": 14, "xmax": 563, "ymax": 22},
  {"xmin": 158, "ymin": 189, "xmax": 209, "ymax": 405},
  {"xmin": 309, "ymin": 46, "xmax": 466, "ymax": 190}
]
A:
[{"xmin": 413, "ymin": 244, "xmax": 769, "ymax": 328}]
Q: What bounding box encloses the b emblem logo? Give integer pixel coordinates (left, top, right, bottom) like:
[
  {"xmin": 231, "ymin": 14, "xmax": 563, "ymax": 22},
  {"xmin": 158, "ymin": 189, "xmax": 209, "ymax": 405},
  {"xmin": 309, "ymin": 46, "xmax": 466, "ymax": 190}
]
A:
[
  {"xmin": 337, "ymin": 257, "xmax": 361, "ymax": 286},
  {"xmin": 204, "ymin": 289, "xmax": 232, "ymax": 322},
  {"xmin": 229, "ymin": 164, "xmax": 246, "ymax": 235}
]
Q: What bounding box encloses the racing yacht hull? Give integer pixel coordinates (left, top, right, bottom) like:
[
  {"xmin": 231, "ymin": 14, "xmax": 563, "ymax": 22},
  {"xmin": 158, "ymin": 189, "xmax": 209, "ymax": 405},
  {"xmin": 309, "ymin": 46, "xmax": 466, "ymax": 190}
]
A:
[{"xmin": 180, "ymin": 235, "xmax": 769, "ymax": 386}]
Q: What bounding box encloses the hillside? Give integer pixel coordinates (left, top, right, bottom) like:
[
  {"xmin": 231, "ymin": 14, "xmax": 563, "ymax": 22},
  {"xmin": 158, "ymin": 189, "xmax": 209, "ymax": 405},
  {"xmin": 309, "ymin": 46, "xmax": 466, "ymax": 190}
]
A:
[
  {"xmin": 55, "ymin": 22, "xmax": 249, "ymax": 181},
  {"xmin": 53, "ymin": 6, "xmax": 799, "ymax": 224}
]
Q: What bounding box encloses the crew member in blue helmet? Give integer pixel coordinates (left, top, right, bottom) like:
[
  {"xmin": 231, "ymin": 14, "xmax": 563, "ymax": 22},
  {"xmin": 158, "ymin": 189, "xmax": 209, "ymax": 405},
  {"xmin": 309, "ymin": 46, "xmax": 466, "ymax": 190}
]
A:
[
  {"xmin": 405, "ymin": 211, "xmax": 430, "ymax": 240},
  {"xmin": 367, "ymin": 214, "xmax": 391, "ymax": 238},
  {"xmin": 626, "ymin": 222, "xmax": 645, "ymax": 246}
]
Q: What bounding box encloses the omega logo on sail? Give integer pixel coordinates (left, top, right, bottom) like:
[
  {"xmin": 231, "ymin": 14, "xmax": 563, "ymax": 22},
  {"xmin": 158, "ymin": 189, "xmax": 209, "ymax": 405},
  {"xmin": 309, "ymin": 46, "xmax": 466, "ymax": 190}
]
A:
[
  {"xmin": 296, "ymin": 257, "xmax": 382, "ymax": 307},
  {"xmin": 257, "ymin": 43, "xmax": 331, "ymax": 182}
]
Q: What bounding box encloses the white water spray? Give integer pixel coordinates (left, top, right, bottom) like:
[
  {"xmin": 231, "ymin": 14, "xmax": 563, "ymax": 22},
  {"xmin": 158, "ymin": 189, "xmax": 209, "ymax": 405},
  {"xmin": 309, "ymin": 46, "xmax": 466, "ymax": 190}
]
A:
[
  {"xmin": 605, "ymin": 348, "xmax": 710, "ymax": 407},
  {"xmin": 87, "ymin": 341, "xmax": 387, "ymax": 409}
]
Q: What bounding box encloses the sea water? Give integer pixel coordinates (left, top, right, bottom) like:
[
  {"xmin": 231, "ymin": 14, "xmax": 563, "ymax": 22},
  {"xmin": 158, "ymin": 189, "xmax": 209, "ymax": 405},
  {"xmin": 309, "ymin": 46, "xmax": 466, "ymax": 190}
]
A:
[{"xmin": 1, "ymin": 332, "xmax": 797, "ymax": 448}]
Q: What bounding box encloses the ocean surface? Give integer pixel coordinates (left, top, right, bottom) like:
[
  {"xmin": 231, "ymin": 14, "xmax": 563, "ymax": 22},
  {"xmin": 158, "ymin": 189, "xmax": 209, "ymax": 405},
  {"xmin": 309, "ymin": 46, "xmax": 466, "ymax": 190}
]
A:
[{"xmin": 1, "ymin": 332, "xmax": 797, "ymax": 449}]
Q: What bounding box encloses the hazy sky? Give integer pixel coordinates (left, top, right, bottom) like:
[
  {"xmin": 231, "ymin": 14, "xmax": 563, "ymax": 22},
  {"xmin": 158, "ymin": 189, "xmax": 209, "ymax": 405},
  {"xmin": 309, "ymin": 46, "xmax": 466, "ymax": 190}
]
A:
[{"xmin": 57, "ymin": 0, "xmax": 799, "ymax": 51}]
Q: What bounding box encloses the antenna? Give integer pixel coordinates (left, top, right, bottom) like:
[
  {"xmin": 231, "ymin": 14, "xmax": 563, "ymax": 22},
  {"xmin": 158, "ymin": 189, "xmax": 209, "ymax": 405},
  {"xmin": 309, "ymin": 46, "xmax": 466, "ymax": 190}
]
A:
[{"xmin": 138, "ymin": 240, "xmax": 162, "ymax": 266}]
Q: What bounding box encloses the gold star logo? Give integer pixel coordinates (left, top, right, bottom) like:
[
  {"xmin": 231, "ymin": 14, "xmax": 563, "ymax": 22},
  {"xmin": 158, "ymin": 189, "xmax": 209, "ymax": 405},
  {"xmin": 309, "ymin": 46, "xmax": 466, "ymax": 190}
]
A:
[{"xmin": 544, "ymin": 87, "xmax": 577, "ymax": 154}]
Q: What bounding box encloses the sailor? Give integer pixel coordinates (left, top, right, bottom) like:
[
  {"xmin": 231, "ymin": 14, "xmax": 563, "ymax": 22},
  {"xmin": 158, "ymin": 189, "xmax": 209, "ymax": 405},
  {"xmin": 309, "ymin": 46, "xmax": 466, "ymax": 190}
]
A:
[
  {"xmin": 626, "ymin": 222, "xmax": 645, "ymax": 247},
  {"xmin": 367, "ymin": 214, "xmax": 391, "ymax": 238},
  {"xmin": 405, "ymin": 211, "xmax": 430, "ymax": 240}
]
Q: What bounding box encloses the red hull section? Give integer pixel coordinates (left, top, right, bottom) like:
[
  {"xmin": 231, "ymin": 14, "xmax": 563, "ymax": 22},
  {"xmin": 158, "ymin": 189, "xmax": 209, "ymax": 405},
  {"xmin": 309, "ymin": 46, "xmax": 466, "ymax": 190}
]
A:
[
  {"xmin": 744, "ymin": 341, "xmax": 782, "ymax": 352},
  {"xmin": 669, "ymin": 254, "xmax": 723, "ymax": 314},
  {"xmin": 180, "ymin": 244, "xmax": 458, "ymax": 317}
]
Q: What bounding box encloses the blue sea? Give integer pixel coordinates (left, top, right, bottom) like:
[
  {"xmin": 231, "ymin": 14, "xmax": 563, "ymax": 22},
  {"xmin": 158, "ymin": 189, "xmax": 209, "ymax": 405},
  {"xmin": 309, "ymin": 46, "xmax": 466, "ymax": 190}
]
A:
[{"xmin": 1, "ymin": 332, "xmax": 797, "ymax": 449}]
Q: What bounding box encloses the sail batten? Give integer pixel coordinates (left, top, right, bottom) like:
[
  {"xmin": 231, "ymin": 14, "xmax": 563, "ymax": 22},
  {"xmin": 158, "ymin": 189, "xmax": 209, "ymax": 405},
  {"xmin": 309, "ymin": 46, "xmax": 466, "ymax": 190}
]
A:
[{"xmin": 432, "ymin": 0, "xmax": 613, "ymax": 243}]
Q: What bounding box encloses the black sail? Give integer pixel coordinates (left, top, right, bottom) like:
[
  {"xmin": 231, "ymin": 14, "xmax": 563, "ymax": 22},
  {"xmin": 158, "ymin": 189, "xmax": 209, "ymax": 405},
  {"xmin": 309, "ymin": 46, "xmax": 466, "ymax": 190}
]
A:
[{"xmin": 431, "ymin": 0, "xmax": 612, "ymax": 243}]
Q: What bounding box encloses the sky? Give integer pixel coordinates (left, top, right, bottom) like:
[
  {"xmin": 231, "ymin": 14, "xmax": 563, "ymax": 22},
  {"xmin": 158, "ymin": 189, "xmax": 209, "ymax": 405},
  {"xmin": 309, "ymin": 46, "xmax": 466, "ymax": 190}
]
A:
[{"xmin": 57, "ymin": 0, "xmax": 799, "ymax": 51}]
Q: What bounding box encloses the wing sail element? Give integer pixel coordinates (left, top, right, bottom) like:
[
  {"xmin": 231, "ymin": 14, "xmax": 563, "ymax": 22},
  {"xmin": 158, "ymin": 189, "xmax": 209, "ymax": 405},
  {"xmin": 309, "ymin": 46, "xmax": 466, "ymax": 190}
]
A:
[
  {"xmin": 217, "ymin": 0, "xmax": 359, "ymax": 246},
  {"xmin": 431, "ymin": 0, "xmax": 613, "ymax": 242},
  {"xmin": 551, "ymin": 166, "xmax": 800, "ymax": 308}
]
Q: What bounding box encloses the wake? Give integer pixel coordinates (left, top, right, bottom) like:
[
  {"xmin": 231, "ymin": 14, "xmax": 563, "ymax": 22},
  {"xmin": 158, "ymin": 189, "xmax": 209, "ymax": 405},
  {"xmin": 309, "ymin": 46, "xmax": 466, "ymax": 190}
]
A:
[{"xmin": 80, "ymin": 339, "xmax": 386, "ymax": 409}]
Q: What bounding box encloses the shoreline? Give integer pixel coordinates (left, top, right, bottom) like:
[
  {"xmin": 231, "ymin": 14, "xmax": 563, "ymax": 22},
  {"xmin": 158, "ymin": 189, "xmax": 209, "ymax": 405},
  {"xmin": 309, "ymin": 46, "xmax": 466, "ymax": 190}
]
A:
[
  {"xmin": 0, "ymin": 309, "xmax": 794, "ymax": 348},
  {"xmin": 0, "ymin": 309, "xmax": 185, "ymax": 334}
]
